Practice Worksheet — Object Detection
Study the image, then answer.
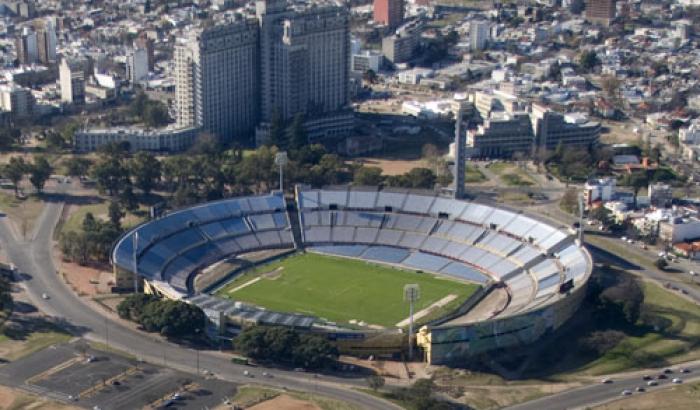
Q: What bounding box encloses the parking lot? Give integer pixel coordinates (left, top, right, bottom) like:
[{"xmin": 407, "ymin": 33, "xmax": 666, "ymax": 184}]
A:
[{"xmin": 0, "ymin": 340, "xmax": 236, "ymax": 409}]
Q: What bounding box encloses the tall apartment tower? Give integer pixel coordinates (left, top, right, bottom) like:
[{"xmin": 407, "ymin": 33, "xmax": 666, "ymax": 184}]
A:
[
  {"xmin": 256, "ymin": 0, "xmax": 350, "ymax": 124},
  {"xmin": 373, "ymin": 0, "xmax": 404, "ymax": 29},
  {"xmin": 126, "ymin": 47, "xmax": 149, "ymax": 86},
  {"xmin": 35, "ymin": 19, "xmax": 57, "ymax": 65},
  {"xmin": 585, "ymin": 0, "xmax": 616, "ymax": 26},
  {"xmin": 175, "ymin": 17, "xmax": 259, "ymax": 143},
  {"xmin": 134, "ymin": 32, "xmax": 155, "ymax": 71},
  {"xmin": 470, "ymin": 20, "xmax": 491, "ymax": 51},
  {"xmin": 59, "ymin": 57, "xmax": 87, "ymax": 104},
  {"xmin": 15, "ymin": 27, "xmax": 38, "ymax": 65}
]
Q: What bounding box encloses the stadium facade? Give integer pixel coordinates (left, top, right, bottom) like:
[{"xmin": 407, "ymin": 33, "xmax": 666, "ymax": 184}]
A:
[{"xmin": 111, "ymin": 187, "xmax": 592, "ymax": 365}]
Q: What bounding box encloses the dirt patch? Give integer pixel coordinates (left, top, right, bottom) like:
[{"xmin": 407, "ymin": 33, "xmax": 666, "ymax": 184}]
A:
[
  {"xmin": 58, "ymin": 256, "xmax": 114, "ymax": 297},
  {"xmin": 353, "ymin": 158, "xmax": 428, "ymax": 176},
  {"xmin": 0, "ymin": 383, "xmax": 80, "ymax": 410},
  {"xmin": 249, "ymin": 394, "xmax": 321, "ymax": 410}
]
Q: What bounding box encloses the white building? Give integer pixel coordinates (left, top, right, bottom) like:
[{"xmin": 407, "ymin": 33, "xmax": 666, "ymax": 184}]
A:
[
  {"xmin": 660, "ymin": 215, "xmax": 700, "ymax": 244},
  {"xmin": 584, "ymin": 177, "xmax": 616, "ymax": 208},
  {"xmin": 59, "ymin": 57, "xmax": 87, "ymax": 104},
  {"xmin": 470, "ymin": 20, "xmax": 491, "ymax": 51},
  {"xmin": 351, "ymin": 50, "xmax": 383, "ymax": 73},
  {"xmin": 0, "ymin": 85, "xmax": 34, "ymax": 119},
  {"xmin": 126, "ymin": 47, "xmax": 149, "ymax": 86},
  {"xmin": 74, "ymin": 126, "xmax": 200, "ymax": 152}
]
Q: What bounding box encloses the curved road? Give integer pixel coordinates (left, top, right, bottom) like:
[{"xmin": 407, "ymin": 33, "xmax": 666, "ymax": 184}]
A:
[{"xmin": 0, "ymin": 190, "xmax": 397, "ymax": 409}]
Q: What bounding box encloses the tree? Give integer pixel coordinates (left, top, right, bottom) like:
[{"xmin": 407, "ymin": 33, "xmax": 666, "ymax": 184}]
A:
[
  {"xmin": 29, "ymin": 156, "xmax": 52, "ymax": 194},
  {"xmin": 655, "ymin": 258, "xmax": 668, "ymax": 270},
  {"xmin": 624, "ymin": 171, "xmax": 649, "ymax": 208},
  {"xmin": 578, "ymin": 50, "xmax": 599, "ymax": 72},
  {"xmin": 267, "ymin": 110, "xmax": 286, "ymax": 148},
  {"xmin": 589, "ymin": 206, "xmax": 613, "ymax": 227},
  {"xmin": 3, "ymin": 156, "xmax": 26, "ymax": 196},
  {"xmin": 129, "ymin": 152, "xmax": 161, "ymax": 195},
  {"xmin": 0, "ymin": 127, "xmax": 21, "ymax": 150},
  {"xmin": 363, "ymin": 69, "xmax": 378, "ymax": 84},
  {"xmin": 560, "ymin": 188, "xmax": 580, "ymax": 215},
  {"xmin": 64, "ymin": 157, "xmax": 92, "ymax": 180},
  {"xmin": 404, "ymin": 168, "xmax": 436, "ymax": 189},
  {"xmin": 91, "ymin": 156, "xmax": 129, "ymax": 196},
  {"xmin": 108, "ymin": 201, "xmax": 125, "ymax": 229},
  {"xmin": 235, "ymin": 326, "xmax": 338, "ymax": 370},
  {"xmin": 288, "ymin": 113, "xmax": 308, "ymax": 150},
  {"xmin": 117, "ymin": 293, "xmax": 159, "ymax": 320},
  {"xmin": 353, "ymin": 166, "xmax": 383, "ymax": 186},
  {"xmin": 143, "ymin": 102, "xmax": 170, "ymax": 128},
  {"xmin": 367, "ymin": 375, "xmax": 385, "ymax": 391}
]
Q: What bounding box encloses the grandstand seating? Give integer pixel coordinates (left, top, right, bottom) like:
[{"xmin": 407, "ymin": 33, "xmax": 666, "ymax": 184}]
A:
[
  {"xmin": 112, "ymin": 192, "xmax": 293, "ymax": 295},
  {"xmin": 296, "ymin": 188, "xmax": 590, "ymax": 319},
  {"xmin": 112, "ymin": 187, "xmax": 591, "ymax": 323}
]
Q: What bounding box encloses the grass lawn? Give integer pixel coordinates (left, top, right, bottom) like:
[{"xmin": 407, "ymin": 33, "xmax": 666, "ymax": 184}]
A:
[
  {"xmin": 501, "ymin": 173, "xmax": 534, "ymax": 187},
  {"xmin": 577, "ymin": 280, "xmax": 700, "ymax": 375},
  {"xmin": 0, "ymin": 192, "xmax": 44, "ymax": 237},
  {"xmin": 61, "ymin": 201, "xmax": 146, "ymax": 235},
  {"xmin": 234, "ymin": 385, "xmax": 362, "ymax": 410},
  {"xmin": 594, "ymin": 380, "xmax": 700, "ymax": 409},
  {"xmin": 0, "ymin": 328, "xmax": 72, "ymax": 361},
  {"xmin": 465, "ymin": 165, "xmax": 487, "ymax": 183},
  {"xmin": 486, "ymin": 162, "xmax": 514, "ymax": 175},
  {"xmin": 217, "ymin": 253, "xmax": 479, "ymax": 328}
]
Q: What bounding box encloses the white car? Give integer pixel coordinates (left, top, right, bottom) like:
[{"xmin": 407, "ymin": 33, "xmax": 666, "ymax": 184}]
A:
[
  {"xmin": 243, "ymin": 370, "xmax": 253, "ymax": 378},
  {"xmin": 601, "ymin": 378, "xmax": 613, "ymax": 384},
  {"xmin": 672, "ymin": 378, "xmax": 683, "ymax": 384},
  {"xmin": 647, "ymin": 380, "xmax": 658, "ymax": 386},
  {"xmin": 621, "ymin": 389, "xmax": 632, "ymax": 396},
  {"xmin": 690, "ymin": 271, "xmax": 697, "ymax": 277},
  {"xmin": 41, "ymin": 293, "xmax": 49, "ymax": 300}
]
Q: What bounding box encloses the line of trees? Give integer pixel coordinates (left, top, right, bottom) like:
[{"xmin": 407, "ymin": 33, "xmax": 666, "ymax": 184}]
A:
[
  {"xmin": 1, "ymin": 156, "xmax": 53, "ymax": 196},
  {"xmin": 117, "ymin": 293, "xmax": 206, "ymax": 338},
  {"xmin": 234, "ymin": 326, "xmax": 338, "ymax": 370},
  {"xmin": 69, "ymin": 140, "xmax": 352, "ymax": 210}
]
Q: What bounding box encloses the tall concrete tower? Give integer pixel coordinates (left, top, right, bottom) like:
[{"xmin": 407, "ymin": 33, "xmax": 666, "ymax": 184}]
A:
[{"xmin": 454, "ymin": 107, "xmax": 466, "ymax": 199}]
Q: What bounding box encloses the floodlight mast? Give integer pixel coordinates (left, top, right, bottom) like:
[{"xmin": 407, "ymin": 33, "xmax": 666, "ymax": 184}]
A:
[
  {"xmin": 404, "ymin": 284, "xmax": 420, "ymax": 360},
  {"xmin": 132, "ymin": 231, "xmax": 140, "ymax": 293},
  {"xmin": 275, "ymin": 151, "xmax": 288, "ymax": 192}
]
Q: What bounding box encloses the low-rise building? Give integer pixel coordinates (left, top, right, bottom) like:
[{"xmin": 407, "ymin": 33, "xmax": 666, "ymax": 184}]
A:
[
  {"xmin": 74, "ymin": 126, "xmax": 200, "ymax": 153},
  {"xmin": 649, "ymin": 182, "xmax": 673, "ymax": 208},
  {"xmin": 351, "ymin": 50, "xmax": 383, "ymax": 73},
  {"xmin": 466, "ymin": 112, "xmax": 534, "ymax": 158},
  {"xmin": 583, "ymin": 177, "xmax": 616, "ymax": 208},
  {"xmin": 659, "ymin": 215, "xmax": 700, "ymax": 244}
]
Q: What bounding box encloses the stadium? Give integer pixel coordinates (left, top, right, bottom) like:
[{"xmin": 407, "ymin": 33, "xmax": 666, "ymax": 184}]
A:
[{"xmin": 111, "ymin": 186, "xmax": 592, "ymax": 365}]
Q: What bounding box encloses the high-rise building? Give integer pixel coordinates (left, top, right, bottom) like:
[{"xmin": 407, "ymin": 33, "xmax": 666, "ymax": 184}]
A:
[
  {"xmin": 373, "ymin": 0, "xmax": 403, "ymax": 29},
  {"xmin": 35, "ymin": 19, "xmax": 57, "ymax": 65},
  {"xmin": 256, "ymin": 0, "xmax": 350, "ymax": 124},
  {"xmin": 174, "ymin": 1, "xmax": 351, "ymax": 145},
  {"xmin": 15, "ymin": 27, "xmax": 38, "ymax": 65},
  {"xmin": 126, "ymin": 47, "xmax": 149, "ymax": 86},
  {"xmin": 470, "ymin": 20, "xmax": 491, "ymax": 51},
  {"xmin": 585, "ymin": 0, "xmax": 616, "ymax": 26},
  {"xmin": 59, "ymin": 56, "xmax": 87, "ymax": 104},
  {"xmin": 175, "ymin": 16, "xmax": 259, "ymax": 142},
  {"xmin": 0, "ymin": 85, "xmax": 34, "ymax": 119},
  {"xmin": 134, "ymin": 32, "xmax": 155, "ymax": 71}
]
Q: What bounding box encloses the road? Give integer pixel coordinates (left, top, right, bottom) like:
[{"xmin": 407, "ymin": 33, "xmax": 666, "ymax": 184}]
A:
[
  {"xmin": 507, "ymin": 362, "xmax": 700, "ymax": 410},
  {"xmin": 0, "ymin": 188, "xmax": 398, "ymax": 410}
]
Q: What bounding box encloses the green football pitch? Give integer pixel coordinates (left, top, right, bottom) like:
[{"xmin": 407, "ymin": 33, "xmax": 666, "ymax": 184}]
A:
[{"xmin": 216, "ymin": 252, "xmax": 479, "ymax": 328}]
